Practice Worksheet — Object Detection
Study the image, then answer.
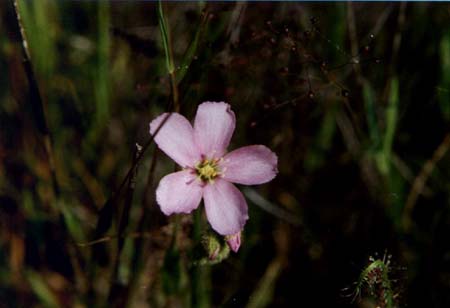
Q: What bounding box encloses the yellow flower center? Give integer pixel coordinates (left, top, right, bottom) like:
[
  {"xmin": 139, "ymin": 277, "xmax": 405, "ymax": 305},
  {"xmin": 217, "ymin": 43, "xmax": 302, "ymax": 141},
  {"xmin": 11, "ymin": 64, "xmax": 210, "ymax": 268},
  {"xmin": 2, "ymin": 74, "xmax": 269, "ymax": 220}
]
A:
[{"xmin": 196, "ymin": 158, "xmax": 221, "ymax": 182}]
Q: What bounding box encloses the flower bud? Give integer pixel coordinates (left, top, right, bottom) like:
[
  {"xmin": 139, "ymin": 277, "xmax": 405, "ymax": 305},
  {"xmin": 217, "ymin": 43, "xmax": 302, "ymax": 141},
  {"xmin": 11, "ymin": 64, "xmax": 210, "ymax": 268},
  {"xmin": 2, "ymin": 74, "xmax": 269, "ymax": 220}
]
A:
[{"xmin": 226, "ymin": 232, "xmax": 242, "ymax": 253}]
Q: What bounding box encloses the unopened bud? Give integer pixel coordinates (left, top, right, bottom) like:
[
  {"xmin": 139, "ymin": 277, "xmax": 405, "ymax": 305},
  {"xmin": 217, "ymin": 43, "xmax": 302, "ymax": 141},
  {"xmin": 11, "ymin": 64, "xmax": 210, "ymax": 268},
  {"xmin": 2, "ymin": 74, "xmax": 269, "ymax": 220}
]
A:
[{"xmin": 225, "ymin": 232, "xmax": 242, "ymax": 253}]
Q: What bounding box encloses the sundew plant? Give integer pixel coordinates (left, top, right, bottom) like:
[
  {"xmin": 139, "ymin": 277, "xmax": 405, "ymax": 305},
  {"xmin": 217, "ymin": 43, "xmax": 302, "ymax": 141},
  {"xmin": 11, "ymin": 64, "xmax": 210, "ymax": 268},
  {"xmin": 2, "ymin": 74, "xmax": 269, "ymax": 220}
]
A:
[{"xmin": 1, "ymin": 1, "xmax": 450, "ymax": 307}]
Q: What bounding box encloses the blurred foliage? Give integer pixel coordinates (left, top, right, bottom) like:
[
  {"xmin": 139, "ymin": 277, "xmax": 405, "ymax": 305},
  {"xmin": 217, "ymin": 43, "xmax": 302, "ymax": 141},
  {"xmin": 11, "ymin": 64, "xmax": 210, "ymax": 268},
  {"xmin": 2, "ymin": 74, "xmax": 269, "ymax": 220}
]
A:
[{"xmin": 1, "ymin": 1, "xmax": 450, "ymax": 307}]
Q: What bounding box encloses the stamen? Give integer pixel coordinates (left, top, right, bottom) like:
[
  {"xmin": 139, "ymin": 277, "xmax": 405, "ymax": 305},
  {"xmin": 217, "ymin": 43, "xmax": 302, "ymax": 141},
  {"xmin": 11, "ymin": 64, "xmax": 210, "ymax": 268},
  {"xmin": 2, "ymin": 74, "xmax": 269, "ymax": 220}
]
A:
[{"xmin": 195, "ymin": 156, "xmax": 222, "ymax": 183}]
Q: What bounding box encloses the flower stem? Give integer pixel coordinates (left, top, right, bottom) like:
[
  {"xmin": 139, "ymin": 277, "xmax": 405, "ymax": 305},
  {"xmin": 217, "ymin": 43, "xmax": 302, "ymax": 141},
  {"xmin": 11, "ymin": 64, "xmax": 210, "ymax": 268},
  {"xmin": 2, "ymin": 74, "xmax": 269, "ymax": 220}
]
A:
[
  {"xmin": 158, "ymin": 0, "xmax": 179, "ymax": 112},
  {"xmin": 191, "ymin": 210, "xmax": 210, "ymax": 308}
]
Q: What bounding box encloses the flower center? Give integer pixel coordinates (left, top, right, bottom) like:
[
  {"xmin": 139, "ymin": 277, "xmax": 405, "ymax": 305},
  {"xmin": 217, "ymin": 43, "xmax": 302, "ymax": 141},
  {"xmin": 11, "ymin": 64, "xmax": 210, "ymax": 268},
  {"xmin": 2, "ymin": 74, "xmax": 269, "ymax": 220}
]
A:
[{"xmin": 195, "ymin": 158, "xmax": 221, "ymax": 182}]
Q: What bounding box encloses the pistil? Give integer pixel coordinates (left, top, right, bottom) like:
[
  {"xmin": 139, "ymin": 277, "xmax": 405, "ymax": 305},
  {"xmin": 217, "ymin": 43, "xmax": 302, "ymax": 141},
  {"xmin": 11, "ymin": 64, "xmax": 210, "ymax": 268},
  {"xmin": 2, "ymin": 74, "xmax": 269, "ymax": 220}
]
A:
[{"xmin": 195, "ymin": 158, "xmax": 221, "ymax": 183}]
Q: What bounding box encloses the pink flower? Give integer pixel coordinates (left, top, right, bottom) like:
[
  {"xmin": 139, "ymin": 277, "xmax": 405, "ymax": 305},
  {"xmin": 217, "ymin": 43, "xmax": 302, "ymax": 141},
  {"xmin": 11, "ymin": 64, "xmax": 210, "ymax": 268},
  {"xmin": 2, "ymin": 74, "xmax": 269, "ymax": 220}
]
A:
[
  {"xmin": 225, "ymin": 232, "xmax": 242, "ymax": 253},
  {"xmin": 149, "ymin": 102, "xmax": 277, "ymax": 250}
]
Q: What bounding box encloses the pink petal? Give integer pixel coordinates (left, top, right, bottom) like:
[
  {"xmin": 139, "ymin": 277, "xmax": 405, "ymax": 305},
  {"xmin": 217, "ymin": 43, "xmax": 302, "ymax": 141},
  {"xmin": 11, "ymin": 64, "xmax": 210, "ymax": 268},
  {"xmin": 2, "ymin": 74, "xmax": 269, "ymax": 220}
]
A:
[
  {"xmin": 156, "ymin": 170, "xmax": 203, "ymax": 215},
  {"xmin": 149, "ymin": 113, "xmax": 200, "ymax": 167},
  {"xmin": 203, "ymin": 179, "xmax": 248, "ymax": 235},
  {"xmin": 194, "ymin": 102, "xmax": 236, "ymax": 158},
  {"xmin": 226, "ymin": 232, "xmax": 242, "ymax": 252},
  {"xmin": 221, "ymin": 145, "xmax": 278, "ymax": 185}
]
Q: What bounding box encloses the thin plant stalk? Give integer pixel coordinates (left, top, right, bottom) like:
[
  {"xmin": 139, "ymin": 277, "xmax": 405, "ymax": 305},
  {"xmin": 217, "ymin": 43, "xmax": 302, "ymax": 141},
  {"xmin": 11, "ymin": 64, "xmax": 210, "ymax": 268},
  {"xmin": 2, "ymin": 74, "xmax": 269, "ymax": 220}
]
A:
[{"xmin": 158, "ymin": 0, "xmax": 179, "ymax": 112}]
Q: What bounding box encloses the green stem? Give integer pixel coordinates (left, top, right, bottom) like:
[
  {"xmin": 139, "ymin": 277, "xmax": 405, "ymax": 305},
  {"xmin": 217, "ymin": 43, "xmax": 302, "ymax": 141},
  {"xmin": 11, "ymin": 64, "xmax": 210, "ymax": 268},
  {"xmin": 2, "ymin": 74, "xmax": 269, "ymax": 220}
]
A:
[
  {"xmin": 381, "ymin": 78, "xmax": 399, "ymax": 174},
  {"xmin": 158, "ymin": 0, "xmax": 179, "ymax": 112},
  {"xmin": 95, "ymin": 0, "xmax": 110, "ymax": 123},
  {"xmin": 191, "ymin": 210, "xmax": 210, "ymax": 308}
]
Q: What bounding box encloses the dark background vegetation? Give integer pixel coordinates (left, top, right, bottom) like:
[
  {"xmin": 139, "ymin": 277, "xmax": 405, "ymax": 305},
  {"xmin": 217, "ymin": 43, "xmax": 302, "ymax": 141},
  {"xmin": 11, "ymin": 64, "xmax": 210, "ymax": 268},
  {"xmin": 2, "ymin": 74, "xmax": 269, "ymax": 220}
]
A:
[{"xmin": 1, "ymin": 1, "xmax": 450, "ymax": 307}]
